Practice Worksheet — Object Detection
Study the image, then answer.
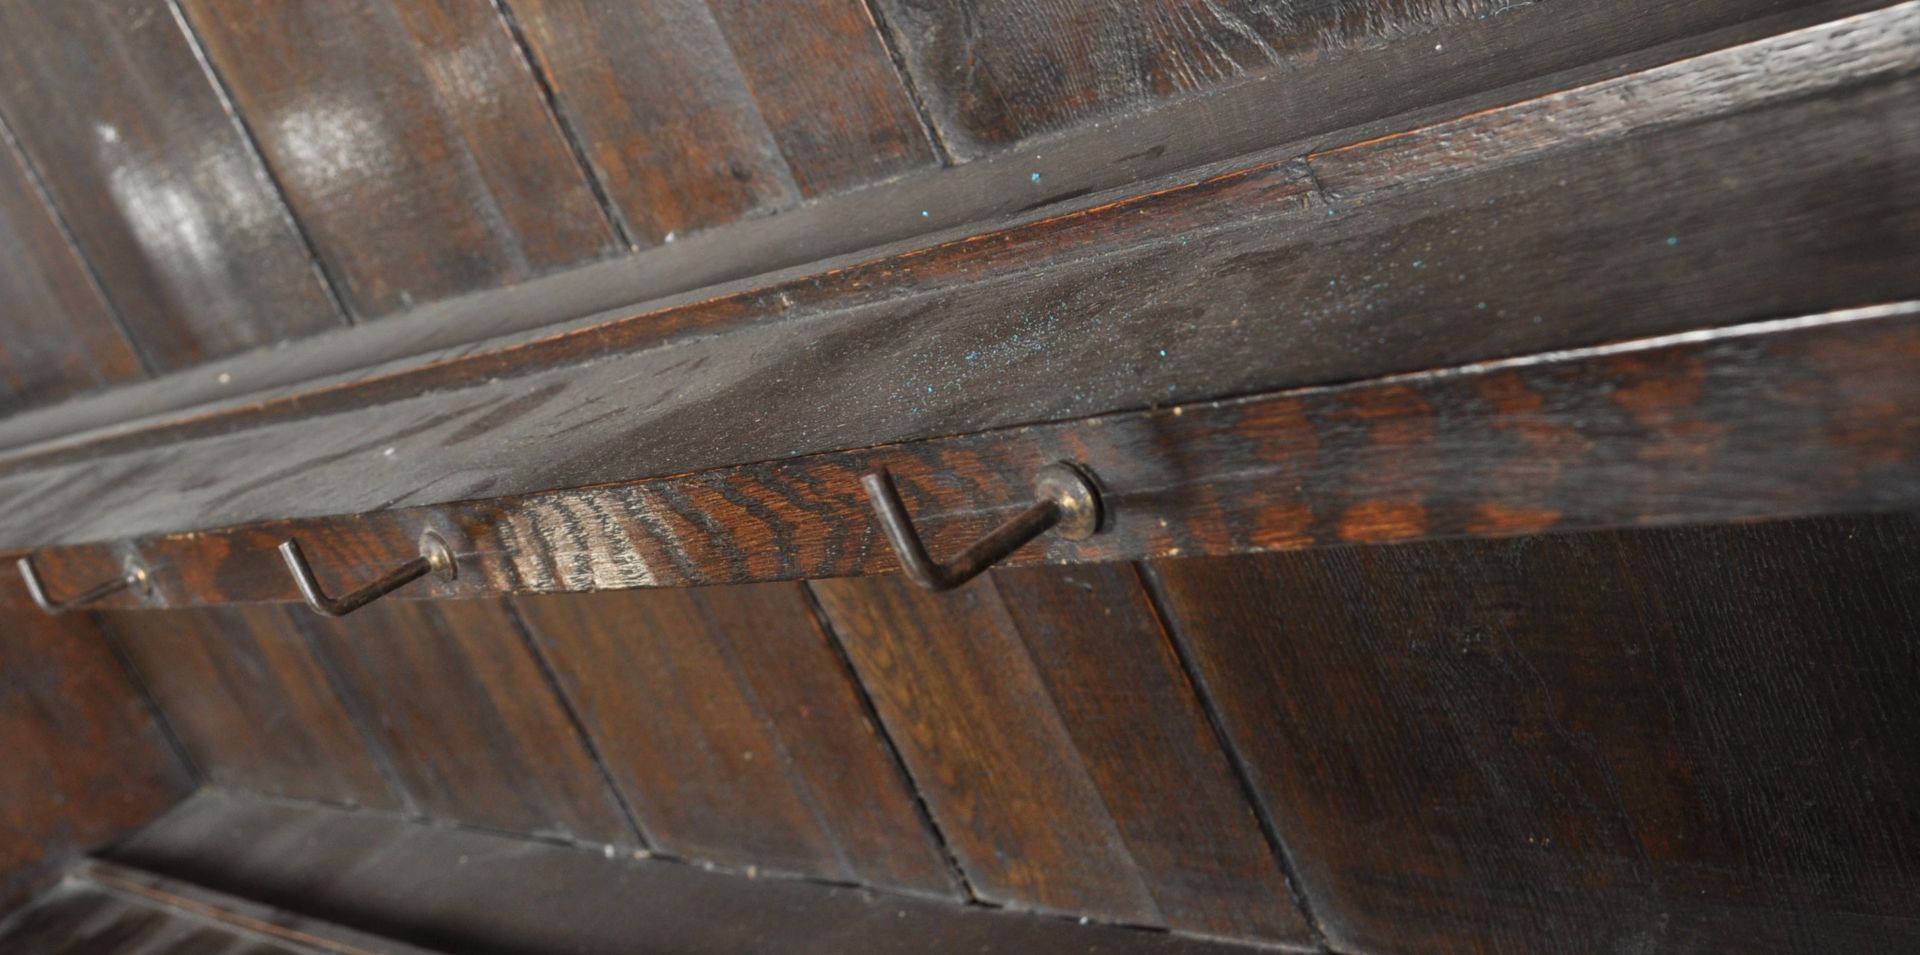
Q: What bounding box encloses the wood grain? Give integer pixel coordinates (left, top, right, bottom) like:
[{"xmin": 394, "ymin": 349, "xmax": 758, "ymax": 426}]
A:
[
  {"xmin": 1152, "ymin": 514, "xmax": 1920, "ymax": 954},
  {"xmin": 514, "ymin": 583, "xmax": 958, "ymax": 895},
  {"xmin": 180, "ymin": 0, "xmax": 620, "ymax": 320},
  {"xmin": 3, "ymin": 300, "xmax": 1912, "ymax": 610},
  {"xmin": 0, "ymin": 3, "xmax": 1914, "ymax": 552},
  {"xmin": 292, "ymin": 598, "xmax": 638, "ymax": 847},
  {"xmin": 704, "ymin": 0, "xmax": 939, "ymax": 195},
  {"xmin": 875, "ymin": 0, "xmax": 1509, "ymax": 154},
  {"xmin": 1, "ymin": 866, "xmax": 444, "ymax": 955},
  {"xmin": 0, "ymin": 0, "xmax": 344, "ymax": 371},
  {"xmin": 0, "ymin": 123, "xmax": 142, "ymax": 414},
  {"xmin": 114, "ymin": 788, "xmax": 1282, "ymax": 955},
  {"xmin": 99, "ymin": 604, "xmax": 402, "ymax": 811},
  {"xmin": 813, "ymin": 565, "xmax": 1308, "ymax": 943},
  {"xmin": 503, "ymin": 0, "xmax": 798, "ymax": 244},
  {"xmin": 0, "ymin": 610, "xmax": 188, "ymax": 915}
]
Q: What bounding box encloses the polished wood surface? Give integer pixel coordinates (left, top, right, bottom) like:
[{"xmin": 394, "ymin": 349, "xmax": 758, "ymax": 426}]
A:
[
  {"xmin": 0, "ymin": 0, "xmax": 345, "ymax": 371},
  {"xmin": 0, "ymin": 301, "xmax": 1909, "ymax": 610},
  {"xmin": 292, "ymin": 599, "xmax": 637, "ymax": 846},
  {"xmin": 0, "ymin": 611, "xmax": 188, "ymax": 914},
  {"xmin": 814, "ymin": 565, "xmax": 1307, "ymax": 942},
  {"xmin": 515, "ymin": 584, "xmax": 958, "ymax": 896},
  {"xmin": 0, "ymin": 5, "xmax": 1914, "ymax": 561},
  {"xmin": 1153, "ymin": 515, "xmax": 1920, "ymax": 953},
  {"xmin": 180, "ymin": 0, "xmax": 620, "ymax": 320},
  {"xmin": 102, "ymin": 604, "xmax": 403, "ymax": 811},
  {"xmin": 0, "ymin": 127, "xmax": 142, "ymax": 415}
]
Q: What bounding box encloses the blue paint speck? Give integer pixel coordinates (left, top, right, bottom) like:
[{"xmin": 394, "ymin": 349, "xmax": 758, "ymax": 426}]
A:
[
  {"xmin": 920, "ymin": 210, "xmax": 930, "ymax": 218},
  {"xmin": 1411, "ymin": 260, "xmax": 1424, "ymax": 268},
  {"xmin": 1030, "ymin": 172, "xmax": 1042, "ymax": 183},
  {"xmin": 1158, "ymin": 349, "xmax": 1167, "ymax": 358},
  {"xmin": 1476, "ymin": 301, "xmax": 1487, "ymax": 310},
  {"xmin": 964, "ymin": 351, "xmax": 978, "ymax": 362},
  {"xmin": 1666, "ymin": 235, "xmax": 1680, "ymax": 247}
]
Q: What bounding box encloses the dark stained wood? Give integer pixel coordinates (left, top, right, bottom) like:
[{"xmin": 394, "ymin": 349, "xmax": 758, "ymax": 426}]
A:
[
  {"xmin": 0, "ymin": 0, "xmax": 344, "ymax": 371},
  {"xmin": 113, "ymin": 789, "xmax": 1278, "ymax": 955},
  {"xmin": 99, "ymin": 605, "xmax": 402, "ymax": 811},
  {"xmin": 0, "ymin": 4, "xmax": 1914, "ymax": 554},
  {"xmin": 293, "ymin": 598, "xmax": 638, "ymax": 847},
  {"xmin": 875, "ymin": 0, "xmax": 1502, "ymax": 154},
  {"xmin": 0, "ymin": 0, "xmax": 1879, "ymax": 452},
  {"xmin": 0, "ymin": 865, "xmax": 442, "ymax": 955},
  {"xmin": 0, "ymin": 611, "xmax": 189, "ymax": 915},
  {"xmin": 179, "ymin": 0, "xmax": 620, "ymax": 320},
  {"xmin": 812, "ymin": 565, "xmax": 1307, "ymax": 943},
  {"xmin": 4, "ymin": 300, "xmax": 1913, "ymax": 610},
  {"xmin": 1152, "ymin": 514, "xmax": 1920, "ymax": 954},
  {"xmin": 514, "ymin": 584, "xmax": 958, "ymax": 896},
  {"xmin": 503, "ymin": 0, "xmax": 798, "ymax": 244},
  {"xmin": 0, "ymin": 124, "xmax": 142, "ymax": 414},
  {"xmin": 704, "ymin": 0, "xmax": 939, "ymax": 195}
]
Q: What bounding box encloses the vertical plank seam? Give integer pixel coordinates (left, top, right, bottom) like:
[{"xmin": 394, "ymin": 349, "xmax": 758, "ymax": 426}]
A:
[
  {"xmin": 280, "ymin": 609, "xmax": 424, "ymax": 819},
  {"xmin": 487, "ymin": 0, "xmax": 639, "ymax": 251},
  {"xmin": 501, "ymin": 597, "xmax": 661, "ymax": 851},
  {"xmin": 800, "ymin": 580, "xmax": 979, "ymax": 901},
  {"xmin": 91, "ymin": 612, "xmax": 204, "ymax": 787},
  {"xmin": 0, "ymin": 107, "xmax": 156, "ymax": 379},
  {"xmin": 1134, "ymin": 562, "xmax": 1333, "ymax": 952},
  {"xmin": 856, "ymin": 0, "xmax": 957, "ymax": 166},
  {"xmin": 163, "ymin": 0, "xmax": 358, "ymax": 327}
]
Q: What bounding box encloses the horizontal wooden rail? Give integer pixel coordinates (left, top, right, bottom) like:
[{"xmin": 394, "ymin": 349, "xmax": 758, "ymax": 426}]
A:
[
  {"xmin": 2, "ymin": 303, "xmax": 1915, "ymax": 610},
  {"xmin": 0, "ymin": 3, "xmax": 1914, "ymax": 558}
]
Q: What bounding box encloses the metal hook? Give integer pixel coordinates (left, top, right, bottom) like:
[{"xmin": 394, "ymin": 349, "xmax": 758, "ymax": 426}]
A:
[
  {"xmin": 862, "ymin": 461, "xmax": 1103, "ymax": 591},
  {"xmin": 17, "ymin": 554, "xmax": 151, "ymax": 614},
  {"xmin": 279, "ymin": 530, "xmax": 456, "ymax": 617}
]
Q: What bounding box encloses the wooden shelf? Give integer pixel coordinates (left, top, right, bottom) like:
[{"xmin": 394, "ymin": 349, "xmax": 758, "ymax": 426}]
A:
[{"xmin": 0, "ymin": 4, "xmax": 1916, "ymax": 610}]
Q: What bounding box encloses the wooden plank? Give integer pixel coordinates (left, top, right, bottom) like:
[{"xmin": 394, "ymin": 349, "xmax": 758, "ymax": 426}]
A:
[
  {"xmin": 110, "ymin": 789, "xmax": 1280, "ymax": 955},
  {"xmin": 0, "ymin": 610, "xmax": 189, "ymax": 915},
  {"xmin": 0, "ymin": 2, "xmax": 1913, "ymax": 558},
  {"xmin": 872, "ymin": 0, "xmax": 1531, "ymax": 155},
  {"xmin": 0, "ymin": 122, "xmax": 142, "ymax": 414},
  {"xmin": 704, "ymin": 0, "xmax": 939, "ymax": 195},
  {"xmin": 514, "ymin": 584, "xmax": 958, "ymax": 896},
  {"xmin": 292, "ymin": 598, "xmax": 638, "ymax": 847},
  {"xmin": 503, "ymin": 0, "xmax": 798, "ymax": 244},
  {"xmin": 99, "ymin": 605, "xmax": 403, "ymax": 811},
  {"xmin": 812, "ymin": 565, "xmax": 1308, "ymax": 943},
  {"xmin": 0, "ymin": 0, "xmax": 344, "ymax": 371},
  {"xmin": 0, "ymin": 0, "xmax": 1877, "ymax": 453},
  {"xmin": 1151, "ymin": 514, "xmax": 1920, "ymax": 953},
  {"xmin": 179, "ymin": 0, "xmax": 620, "ymax": 320},
  {"xmin": 0, "ymin": 867, "xmax": 444, "ymax": 955},
  {"xmin": 2, "ymin": 299, "xmax": 1913, "ymax": 610}
]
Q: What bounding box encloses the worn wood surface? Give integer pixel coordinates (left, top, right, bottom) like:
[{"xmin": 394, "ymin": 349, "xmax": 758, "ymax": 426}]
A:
[
  {"xmin": 290, "ymin": 599, "xmax": 637, "ymax": 846},
  {"xmin": 0, "ymin": 611, "xmax": 188, "ymax": 916},
  {"xmin": 503, "ymin": 0, "xmax": 796, "ymax": 245},
  {"xmin": 876, "ymin": 0, "xmax": 1497, "ymax": 154},
  {"xmin": 0, "ymin": 125, "xmax": 142, "ymax": 415},
  {"xmin": 514, "ymin": 584, "xmax": 958, "ymax": 896},
  {"xmin": 0, "ymin": 0, "xmax": 1877, "ymax": 453},
  {"xmin": 179, "ymin": 0, "xmax": 619, "ymax": 321},
  {"xmin": 111, "ymin": 789, "xmax": 1284, "ymax": 954},
  {"xmin": 814, "ymin": 566, "xmax": 1307, "ymax": 942},
  {"xmin": 1152, "ymin": 514, "xmax": 1920, "ymax": 954},
  {"xmin": 0, "ymin": 0, "xmax": 344, "ymax": 372},
  {"xmin": 0, "ymin": 864, "xmax": 448, "ymax": 955},
  {"xmin": 100, "ymin": 605, "xmax": 402, "ymax": 811},
  {"xmin": 0, "ymin": 4, "xmax": 1913, "ymax": 561},
  {"xmin": 704, "ymin": 0, "xmax": 940, "ymax": 195},
  {"xmin": 1, "ymin": 301, "xmax": 1912, "ymax": 609}
]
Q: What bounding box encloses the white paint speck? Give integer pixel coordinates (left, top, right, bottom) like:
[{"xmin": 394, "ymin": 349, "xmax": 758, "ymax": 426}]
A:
[
  {"xmin": 216, "ymin": 372, "xmax": 232, "ymax": 384},
  {"xmin": 382, "ymin": 447, "xmax": 396, "ymax": 457}
]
